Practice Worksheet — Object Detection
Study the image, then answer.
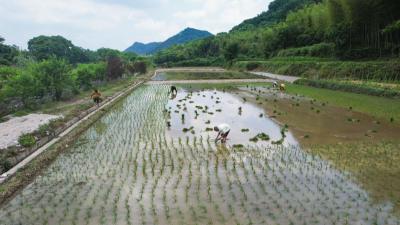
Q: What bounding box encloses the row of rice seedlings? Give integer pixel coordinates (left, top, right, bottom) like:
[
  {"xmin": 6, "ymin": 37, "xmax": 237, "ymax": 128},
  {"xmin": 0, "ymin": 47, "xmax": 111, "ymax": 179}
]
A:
[{"xmin": 1, "ymin": 85, "xmax": 399, "ymax": 225}]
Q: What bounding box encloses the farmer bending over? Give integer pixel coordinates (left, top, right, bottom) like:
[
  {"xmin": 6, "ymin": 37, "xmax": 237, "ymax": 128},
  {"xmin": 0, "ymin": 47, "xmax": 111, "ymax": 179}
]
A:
[
  {"xmin": 279, "ymin": 83, "xmax": 286, "ymax": 91},
  {"xmin": 91, "ymin": 89, "xmax": 102, "ymax": 106},
  {"xmin": 214, "ymin": 123, "xmax": 231, "ymax": 143},
  {"xmin": 169, "ymin": 86, "xmax": 178, "ymax": 95}
]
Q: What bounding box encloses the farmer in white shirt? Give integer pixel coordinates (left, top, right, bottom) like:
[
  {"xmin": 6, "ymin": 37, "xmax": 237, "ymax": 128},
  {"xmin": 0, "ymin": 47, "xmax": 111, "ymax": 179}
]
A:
[{"xmin": 214, "ymin": 123, "xmax": 231, "ymax": 143}]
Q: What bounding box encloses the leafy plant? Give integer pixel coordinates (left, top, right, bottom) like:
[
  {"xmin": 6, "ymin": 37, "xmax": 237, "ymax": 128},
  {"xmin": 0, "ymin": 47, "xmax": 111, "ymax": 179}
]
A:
[{"xmin": 18, "ymin": 133, "xmax": 36, "ymax": 147}]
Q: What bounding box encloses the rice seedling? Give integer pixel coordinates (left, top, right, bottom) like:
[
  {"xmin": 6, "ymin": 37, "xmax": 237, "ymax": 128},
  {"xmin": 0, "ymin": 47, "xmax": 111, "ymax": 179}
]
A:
[
  {"xmin": 249, "ymin": 133, "xmax": 270, "ymax": 142},
  {"xmin": 1, "ymin": 84, "xmax": 399, "ymax": 225},
  {"xmin": 233, "ymin": 144, "xmax": 244, "ymax": 148}
]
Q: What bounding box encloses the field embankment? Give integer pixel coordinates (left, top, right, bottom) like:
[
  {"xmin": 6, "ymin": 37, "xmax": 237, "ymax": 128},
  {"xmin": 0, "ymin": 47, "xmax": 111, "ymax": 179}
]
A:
[
  {"xmin": 0, "ymin": 72, "xmax": 152, "ymax": 175},
  {"xmin": 234, "ymin": 57, "xmax": 400, "ymax": 81}
]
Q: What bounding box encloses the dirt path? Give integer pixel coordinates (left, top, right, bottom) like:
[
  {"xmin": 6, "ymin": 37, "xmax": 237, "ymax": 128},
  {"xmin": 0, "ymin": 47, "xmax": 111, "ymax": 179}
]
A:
[
  {"xmin": 147, "ymin": 78, "xmax": 274, "ymax": 84},
  {"xmin": 0, "ymin": 81, "xmax": 144, "ymax": 183},
  {"xmin": 154, "ymin": 67, "xmax": 226, "ymax": 75},
  {"xmin": 249, "ymin": 71, "xmax": 300, "ymax": 83}
]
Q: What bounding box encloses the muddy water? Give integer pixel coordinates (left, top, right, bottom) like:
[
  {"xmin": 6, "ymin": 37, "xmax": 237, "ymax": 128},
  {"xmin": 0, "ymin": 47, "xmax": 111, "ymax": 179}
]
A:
[
  {"xmin": 165, "ymin": 89, "xmax": 297, "ymax": 146},
  {"xmin": 1, "ymin": 84, "xmax": 399, "ymax": 225},
  {"xmin": 237, "ymin": 86, "xmax": 400, "ymax": 146}
]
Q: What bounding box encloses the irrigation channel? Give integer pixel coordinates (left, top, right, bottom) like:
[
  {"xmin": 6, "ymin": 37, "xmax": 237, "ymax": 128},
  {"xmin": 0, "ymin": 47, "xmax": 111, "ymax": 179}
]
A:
[{"xmin": 1, "ymin": 84, "xmax": 399, "ymax": 225}]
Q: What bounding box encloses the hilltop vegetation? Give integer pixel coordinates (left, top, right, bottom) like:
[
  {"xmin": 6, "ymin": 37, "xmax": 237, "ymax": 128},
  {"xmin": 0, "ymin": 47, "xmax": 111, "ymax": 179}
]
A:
[
  {"xmin": 231, "ymin": 0, "xmax": 322, "ymax": 31},
  {"xmin": 154, "ymin": 0, "xmax": 400, "ymax": 68},
  {"xmin": 0, "ymin": 35, "xmax": 150, "ymax": 117},
  {"xmin": 125, "ymin": 28, "xmax": 213, "ymax": 55}
]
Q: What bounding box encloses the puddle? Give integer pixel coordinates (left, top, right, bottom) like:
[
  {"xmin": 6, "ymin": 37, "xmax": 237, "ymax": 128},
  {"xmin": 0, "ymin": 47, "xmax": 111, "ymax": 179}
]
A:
[{"xmin": 164, "ymin": 89, "xmax": 298, "ymax": 147}]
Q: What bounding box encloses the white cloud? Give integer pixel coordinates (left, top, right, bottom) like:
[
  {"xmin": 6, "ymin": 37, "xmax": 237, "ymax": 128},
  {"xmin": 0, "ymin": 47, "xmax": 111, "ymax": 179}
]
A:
[{"xmin": 0, "ymin": 0, "xmax": 270, "ymax": 50}]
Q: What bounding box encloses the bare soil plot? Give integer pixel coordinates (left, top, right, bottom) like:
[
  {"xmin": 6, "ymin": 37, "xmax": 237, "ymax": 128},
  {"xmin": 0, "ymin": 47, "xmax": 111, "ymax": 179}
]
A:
[{"xmin": 0, "ymin": 114, "xmax": 62, "ymax": 149}]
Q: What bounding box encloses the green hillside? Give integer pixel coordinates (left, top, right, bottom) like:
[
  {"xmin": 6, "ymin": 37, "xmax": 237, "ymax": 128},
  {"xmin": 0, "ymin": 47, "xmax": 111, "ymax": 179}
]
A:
[{"xmin": 154, "ymin": 0, "xmax": 400, "ymax": 68}]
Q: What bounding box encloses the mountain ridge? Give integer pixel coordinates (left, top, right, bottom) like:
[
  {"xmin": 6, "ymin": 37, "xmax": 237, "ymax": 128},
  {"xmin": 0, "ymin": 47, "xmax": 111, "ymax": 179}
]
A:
[{"xmin": 125, "ymin": 27, "xmax": 213, "ymax": 55}]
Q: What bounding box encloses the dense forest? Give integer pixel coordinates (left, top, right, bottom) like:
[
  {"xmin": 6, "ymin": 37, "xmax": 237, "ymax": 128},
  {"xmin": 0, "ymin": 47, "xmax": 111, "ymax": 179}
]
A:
[
  {"xmin": 0, "ymin": 36, "xmax": 149, "ymax": 116},
  {"xmin": 154, "ymin": 0, "xmax": 400, "ymax": 66}
]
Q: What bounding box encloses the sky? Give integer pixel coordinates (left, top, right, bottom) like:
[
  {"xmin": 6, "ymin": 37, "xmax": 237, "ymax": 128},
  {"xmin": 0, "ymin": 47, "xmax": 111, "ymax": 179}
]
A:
[{"xmin": 0, "ymin": 0, "xmax": 271, "ymax": 51}]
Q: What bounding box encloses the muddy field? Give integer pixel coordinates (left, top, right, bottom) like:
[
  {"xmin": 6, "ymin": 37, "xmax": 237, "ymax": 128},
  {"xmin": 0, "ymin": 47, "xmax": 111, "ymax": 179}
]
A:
[{"xmin": 1, "ymin": 84, "xmax": 399, "ymax": 225}]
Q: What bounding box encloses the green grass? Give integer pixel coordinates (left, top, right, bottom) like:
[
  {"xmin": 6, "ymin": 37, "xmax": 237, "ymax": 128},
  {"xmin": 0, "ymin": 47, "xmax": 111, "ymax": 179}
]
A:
[
  {"xmin": 295, "ymin": 79, "xmax": 400, "ymax": 98},
  {"xmin": 179, "ymin": 82, "xmax": 400, "ymax": 124},
  {"xmin": 286, "ymin": 84, "xmax": 400, "ymax": 123},
  {"xmin": 234, "ymin": 58, "xmax": 400, "ymax": 81},
  {"xmin": 179, "ymin": 81, "xmax": 399, "ymax": 123},
  {"xmin": 159, "ymin": 71, "xmax": 265, "ymax": 80}
]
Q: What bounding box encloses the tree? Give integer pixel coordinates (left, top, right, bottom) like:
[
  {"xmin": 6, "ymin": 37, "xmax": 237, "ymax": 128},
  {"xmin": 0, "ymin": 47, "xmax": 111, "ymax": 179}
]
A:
[
  {"xmin": 133, "ymin": 61, "xmax": 147, "ymax": 74},
  {"xmin": 223, "ymin": 42, "xmax": 239, "ymax": 62},
  {"xmin": 30, "ymin": 58, "xmax": 73, "ymax": 101},
  {"xmin": 0, "ymin": 37, "xmax": 18, "ymax": 65},
  {"xmin": 27, "ymin": 35, "xmax": 94, "ymax": 63},
  {"xmin": 71, "ymin": 63, "xmax": 106, "ymax": 90},
  {"xmin": 97, "ymin": 48, "xmax": 120, "ymax": 61},
  {"xmin": 28, "ymin": 36, "xmax": 73, "ymax": 61},
  {"xmin": 106, "ymin": 56, "xmax": 124, "ymax": 80},
  {"xmin": 3, "ymin": 70, "xmax": 38, "ymax": 107}
]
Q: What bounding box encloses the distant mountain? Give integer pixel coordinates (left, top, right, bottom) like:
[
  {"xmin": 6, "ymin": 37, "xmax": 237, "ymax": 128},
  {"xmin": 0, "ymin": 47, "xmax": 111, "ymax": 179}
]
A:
[
  {"xmin": 231, "ymin": 0, "xmax": 322, "ymax": 32},
  {"xmin": 125, "ymin": 42, "xmax": 160, "ymax": 55},
  {"xmin": 125, "ymin": 28, "xmax": 213, "ymax": 55}
]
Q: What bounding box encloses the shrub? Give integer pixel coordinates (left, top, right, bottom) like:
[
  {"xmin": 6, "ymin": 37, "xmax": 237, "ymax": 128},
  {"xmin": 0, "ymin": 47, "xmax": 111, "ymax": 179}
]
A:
[
  {"xmin": 277, "ymin": 43, "xmax": 336, "ymax": 58},
  {"xmin": 18, "ymin": 133, "xmax": 36, "ymax": 147},
  {"xmin": 38, "ymin": 123, "xmax": 50, "ymax": 136},
  {"xmin": 246, "ymin": 62, "xmax": 260, "ymax": 71},
  {"xmin": 106, "ymin": 56, "xmax": 124, "ymax": 80},
  {"xmin": 0, "ymin": 157, "xmax": 12, "ymax": 172}
]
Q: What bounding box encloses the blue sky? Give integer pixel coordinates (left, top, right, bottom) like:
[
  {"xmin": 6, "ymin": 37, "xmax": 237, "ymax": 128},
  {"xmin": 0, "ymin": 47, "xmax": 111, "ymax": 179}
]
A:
[{"xmin": 0, "ymin": 0, "xmax": 270, "ymax": 50}]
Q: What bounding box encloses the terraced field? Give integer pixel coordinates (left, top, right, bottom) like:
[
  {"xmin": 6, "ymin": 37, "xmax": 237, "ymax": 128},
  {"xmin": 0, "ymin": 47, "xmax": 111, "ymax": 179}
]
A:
[{"xmin": 1, "ymin": 85, "xmax": 399, "ymax": 225}]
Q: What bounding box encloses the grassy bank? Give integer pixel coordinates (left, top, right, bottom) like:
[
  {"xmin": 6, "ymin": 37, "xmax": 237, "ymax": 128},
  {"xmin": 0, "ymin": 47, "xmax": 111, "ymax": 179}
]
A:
[
  {"xmin": 171, "ymin": 80, "xmax": 400, "ymax": 124},
  {"xmin": 234, "ymin": 57, "xmax": 400, "ymax": 81},
  {"xmin": 295, "ymin": 79, "xmax": 400, "ymax": 98},
  {"xmin": 286, "ymin": 84, "xmax": 400, "ymax": 123}
]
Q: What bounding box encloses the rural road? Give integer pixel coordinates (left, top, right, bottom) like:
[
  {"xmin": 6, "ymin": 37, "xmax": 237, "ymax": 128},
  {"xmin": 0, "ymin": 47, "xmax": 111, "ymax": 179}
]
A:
[{"xmin": 249, "ymin": 71, "xmax": 300, "ymax": 83}]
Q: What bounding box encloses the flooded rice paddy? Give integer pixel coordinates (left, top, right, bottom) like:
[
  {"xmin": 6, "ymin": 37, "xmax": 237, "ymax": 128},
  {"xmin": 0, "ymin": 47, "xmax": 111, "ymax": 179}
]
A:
[
  {"xmin": 236, "ymin": 85, "xmax": 400, "ymax": 146},
  {"xmin": 1, "ymin": 84, "xmax": 399, "ymax": 225}
]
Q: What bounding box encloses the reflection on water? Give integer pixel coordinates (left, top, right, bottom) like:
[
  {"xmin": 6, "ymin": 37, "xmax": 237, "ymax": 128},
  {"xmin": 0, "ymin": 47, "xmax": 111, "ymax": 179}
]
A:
[
  {"xmin": 165, "ymin": 89, "xmax": 298, "ymax": 147},
  {"xmin": 0, "ymin": 84, "xmax": 399, "ymax": 225},
  {"xmin": 236, "ymin": 85, "xmax": 400, "ymax": 146}
]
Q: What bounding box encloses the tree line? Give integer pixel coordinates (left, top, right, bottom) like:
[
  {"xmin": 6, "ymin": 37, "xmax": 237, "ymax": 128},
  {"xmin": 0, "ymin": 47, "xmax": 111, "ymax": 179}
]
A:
[
  {"xmin": 0, "ymin": 35, "xmax": 149, "ymax": 116},
  {"xmin": 154, "ymin": 0, "xmax": 400, "ymax": 66}
]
